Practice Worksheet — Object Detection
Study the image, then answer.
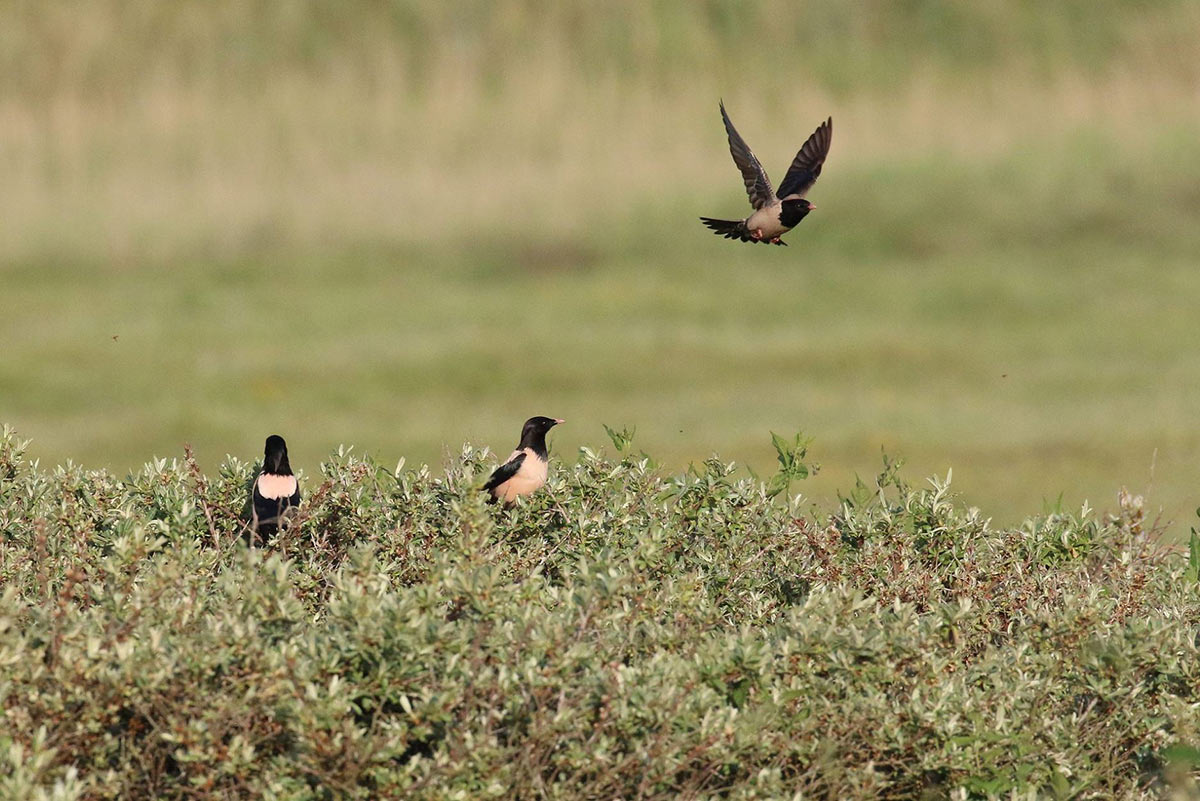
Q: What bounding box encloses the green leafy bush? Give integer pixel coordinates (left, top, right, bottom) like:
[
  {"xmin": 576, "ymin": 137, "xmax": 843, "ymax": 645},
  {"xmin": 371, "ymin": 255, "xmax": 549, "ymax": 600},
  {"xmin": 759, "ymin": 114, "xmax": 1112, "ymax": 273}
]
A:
[{"xmin": 1, "ymin": 425, "xmax": 1198, "ymax": 799}]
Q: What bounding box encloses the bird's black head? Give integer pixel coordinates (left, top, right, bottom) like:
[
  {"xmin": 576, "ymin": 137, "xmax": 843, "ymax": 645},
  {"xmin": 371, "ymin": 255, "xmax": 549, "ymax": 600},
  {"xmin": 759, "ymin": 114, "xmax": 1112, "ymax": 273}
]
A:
[
  {"xmin": 779, "ymin": 198, "xmax": 816, "ymax": 228},
  {"xmin": 263, "ymin": 435, "xmax": 292, "ymax": 475},
  {"xmin": 518, "ymin": 416, "xmax": 564, "ymax": 455}
]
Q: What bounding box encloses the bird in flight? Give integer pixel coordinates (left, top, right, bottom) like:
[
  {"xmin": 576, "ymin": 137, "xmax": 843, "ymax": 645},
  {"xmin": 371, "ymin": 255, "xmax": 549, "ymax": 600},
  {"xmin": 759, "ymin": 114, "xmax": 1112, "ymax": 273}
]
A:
[
  {"xmin": 484, "ymin": 416, "xmax": 563, "ymax": 505},
  {"xmin": 250, "ymin": 434, "xmax": 301, "ymax": 541},
  {"xmin": 700, "ymin": 101, "xmax": 832, "ymax": 246}
]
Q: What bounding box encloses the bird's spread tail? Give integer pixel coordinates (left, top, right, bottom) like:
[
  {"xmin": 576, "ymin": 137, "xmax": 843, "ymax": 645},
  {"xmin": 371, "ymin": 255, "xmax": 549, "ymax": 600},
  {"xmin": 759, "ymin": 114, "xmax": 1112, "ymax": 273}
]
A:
[{"xmin": 699, "ymin": 216, "xmax": 749, "ymax": 241}]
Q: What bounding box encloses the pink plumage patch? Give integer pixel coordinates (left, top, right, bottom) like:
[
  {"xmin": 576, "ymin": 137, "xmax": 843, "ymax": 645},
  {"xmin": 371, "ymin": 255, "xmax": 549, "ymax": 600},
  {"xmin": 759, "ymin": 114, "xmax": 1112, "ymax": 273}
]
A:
[{"xmin": 257, "ymin": 473, "xmax": 297, "ymax": 499}]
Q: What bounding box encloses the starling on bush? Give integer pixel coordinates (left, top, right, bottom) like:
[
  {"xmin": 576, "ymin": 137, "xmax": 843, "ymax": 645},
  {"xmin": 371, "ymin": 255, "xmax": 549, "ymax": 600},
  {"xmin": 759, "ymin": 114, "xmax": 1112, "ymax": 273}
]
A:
[
  {"xmin": 251, "ymin": 435, "xmax": 301, "ymax": 539},
  {"xmin": 484, "ymin": 417, "xmax": 563, "ymax": 505}
]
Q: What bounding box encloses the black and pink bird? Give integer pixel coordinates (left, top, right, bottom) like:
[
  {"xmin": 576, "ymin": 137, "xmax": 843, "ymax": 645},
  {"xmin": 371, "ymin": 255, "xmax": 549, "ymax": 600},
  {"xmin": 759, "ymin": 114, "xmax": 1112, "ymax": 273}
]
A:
[
  {"xmin": 483, "ymin": 416, "xmax": 563, "ymax": 505},
  {"xmin": 250, "ymin": 435, "xmax": 301, "ymax": 539},
  {"xmin": 700, "ymin": 101, "xmax": 832, "ymax": 246}
]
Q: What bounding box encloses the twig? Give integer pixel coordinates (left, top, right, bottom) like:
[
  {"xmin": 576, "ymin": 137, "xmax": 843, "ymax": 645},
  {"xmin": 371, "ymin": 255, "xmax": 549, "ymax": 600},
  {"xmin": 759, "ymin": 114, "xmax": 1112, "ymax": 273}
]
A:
[{"xmin": 184, "ymin": 443, "xmax": 220, "ymax": 550}]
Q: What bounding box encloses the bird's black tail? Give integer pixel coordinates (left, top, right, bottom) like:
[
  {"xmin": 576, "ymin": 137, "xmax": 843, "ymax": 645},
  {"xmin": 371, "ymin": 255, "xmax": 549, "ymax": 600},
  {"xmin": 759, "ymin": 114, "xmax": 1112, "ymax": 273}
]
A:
[{"xmin": 699, "ymin": 216, "xmax": 751, "ymax": 241}]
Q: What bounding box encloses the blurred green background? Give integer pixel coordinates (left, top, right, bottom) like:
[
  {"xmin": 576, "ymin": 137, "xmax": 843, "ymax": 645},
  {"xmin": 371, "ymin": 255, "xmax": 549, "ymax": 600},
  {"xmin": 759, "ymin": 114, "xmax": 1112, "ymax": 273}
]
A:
[{"xmin": 2, "ymin": 1, "xmax": 1198, "ymax": 531}]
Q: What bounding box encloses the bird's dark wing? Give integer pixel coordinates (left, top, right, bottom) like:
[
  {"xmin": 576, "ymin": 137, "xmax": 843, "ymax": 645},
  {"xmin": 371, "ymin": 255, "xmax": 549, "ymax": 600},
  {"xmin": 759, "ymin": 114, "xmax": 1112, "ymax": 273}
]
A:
[
  {"xmin": 720, "ymin": 101, "xmax": 775, "ymax": 210},
  {"xmin": 776, "ymin": 117, "xmax": 832, "ymax": 200},
  {"xmin": 483, "ymin": 451, "xmax": 526, "ymax": 493}
]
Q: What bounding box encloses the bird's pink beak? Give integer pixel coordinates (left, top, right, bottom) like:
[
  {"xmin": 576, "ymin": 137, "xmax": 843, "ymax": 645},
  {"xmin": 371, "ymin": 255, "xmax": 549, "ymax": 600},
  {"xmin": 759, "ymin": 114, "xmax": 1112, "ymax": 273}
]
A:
[
  {"xmin": 553, "ymin": 418, "xmax": 566, "ymax": 425},
  {"xmin": 807, "ymin": 202, "xmax": 816, "ymax": 210}
]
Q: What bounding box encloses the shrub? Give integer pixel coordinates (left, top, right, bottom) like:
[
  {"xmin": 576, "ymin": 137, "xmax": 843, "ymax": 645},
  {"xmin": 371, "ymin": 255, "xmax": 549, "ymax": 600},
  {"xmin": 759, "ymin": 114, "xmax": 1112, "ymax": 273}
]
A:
[{"xmin": 1, "ymin": 425, "xmax": 1198, "ymax": 799}]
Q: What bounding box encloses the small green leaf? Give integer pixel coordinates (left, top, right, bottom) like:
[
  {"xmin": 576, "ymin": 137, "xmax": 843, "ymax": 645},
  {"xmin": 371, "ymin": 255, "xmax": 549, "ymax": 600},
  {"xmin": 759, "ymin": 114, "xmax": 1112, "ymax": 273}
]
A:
[
  {"xmin": 766, "ymin": 431, "xmax": 818, "ymax": 498},
  {"xmin": 1187, "ymin": 531, "xmax": 1200, "ymax": 583},
  {"xmin": 1162, "ymin": 743, "xmax": 1200, "ymax": 767},
  {"xmin": 602, "ymin": 424, "xmax": 636, "ymax": 454}
]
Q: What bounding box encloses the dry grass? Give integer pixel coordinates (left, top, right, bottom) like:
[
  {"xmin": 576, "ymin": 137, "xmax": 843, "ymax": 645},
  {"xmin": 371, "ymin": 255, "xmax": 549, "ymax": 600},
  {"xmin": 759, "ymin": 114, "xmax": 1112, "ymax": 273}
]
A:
[{"xmin": 1, "ymin": 1, "xmax": 1198, "ymax": 262}]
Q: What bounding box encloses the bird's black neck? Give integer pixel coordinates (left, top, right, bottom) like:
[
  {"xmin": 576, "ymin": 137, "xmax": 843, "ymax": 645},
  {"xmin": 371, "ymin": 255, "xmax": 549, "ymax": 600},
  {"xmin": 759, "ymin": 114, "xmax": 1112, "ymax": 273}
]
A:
[
  {"xmin": 519, "ymin": 431, "xmax": 549, "ymax": 459},
  {"xmin": 265, "ymin": 454, "xmax": 293, "ymax": 476}
]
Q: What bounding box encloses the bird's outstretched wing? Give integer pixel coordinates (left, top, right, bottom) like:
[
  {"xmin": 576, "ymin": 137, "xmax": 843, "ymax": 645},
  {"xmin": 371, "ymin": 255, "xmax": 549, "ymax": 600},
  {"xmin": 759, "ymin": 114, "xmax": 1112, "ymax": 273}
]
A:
[
  {"xmin": 721, "ymin": 101, "xmax": 775, "ymax": 210},
  {"xmin": 776, "ymin": 117, "xmax": 832, "ymax": 200},
  {"xmin": 484, "ymin": 451, "xmax": 527, "ymax": 494}
]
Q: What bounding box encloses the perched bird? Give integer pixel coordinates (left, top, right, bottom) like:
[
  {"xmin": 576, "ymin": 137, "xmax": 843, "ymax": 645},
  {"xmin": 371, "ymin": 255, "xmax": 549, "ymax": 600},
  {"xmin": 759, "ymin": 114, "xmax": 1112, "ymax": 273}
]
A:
[
  {"xmin": 700, "ymin": 101, "xmax": 832, "ymax": 246},
  {"xmin": 483, "ymin": 416, "xmax": 564, "ymax": 505},
  {"xmin": 251, "ymin": 435, "xmax": 301, "ymax": 539}
]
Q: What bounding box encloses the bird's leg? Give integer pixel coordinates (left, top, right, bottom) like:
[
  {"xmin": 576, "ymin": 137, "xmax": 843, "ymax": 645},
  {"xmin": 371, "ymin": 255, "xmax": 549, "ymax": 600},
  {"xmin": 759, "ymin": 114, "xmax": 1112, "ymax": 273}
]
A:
[
  {"xmin": 770, "ymin": 236, "xmax": 782, "ymax": 245},
  {"xmin": 750, "ymin": 228, "xmax": 763, "ymax": 240}
]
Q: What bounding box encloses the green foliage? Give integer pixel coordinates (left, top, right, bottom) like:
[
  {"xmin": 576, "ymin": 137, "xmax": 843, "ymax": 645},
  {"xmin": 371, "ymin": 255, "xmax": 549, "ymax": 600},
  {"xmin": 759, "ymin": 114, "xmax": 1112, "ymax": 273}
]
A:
[
  {"xmin": 766, "ymin": 431, "xmax": 818, "ymax": 499},
  {"xmin": 1187, "ymin": 510, "xmax": 1200, "ymax": 584},
  {"xmin": 1, "ymin": 426, "xmax": 1197, "ymax": 799},
  {"xmin": 602, "ymin": 424, "xmax": 637, "ymax": 455}
]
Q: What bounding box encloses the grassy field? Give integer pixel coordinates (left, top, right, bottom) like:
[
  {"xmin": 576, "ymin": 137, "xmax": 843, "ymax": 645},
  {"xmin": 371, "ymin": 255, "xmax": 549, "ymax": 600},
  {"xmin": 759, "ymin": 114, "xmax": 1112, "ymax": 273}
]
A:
[{"xmin": 1, "ymin": 1, "xmax": 1199, "ymax": 531}]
